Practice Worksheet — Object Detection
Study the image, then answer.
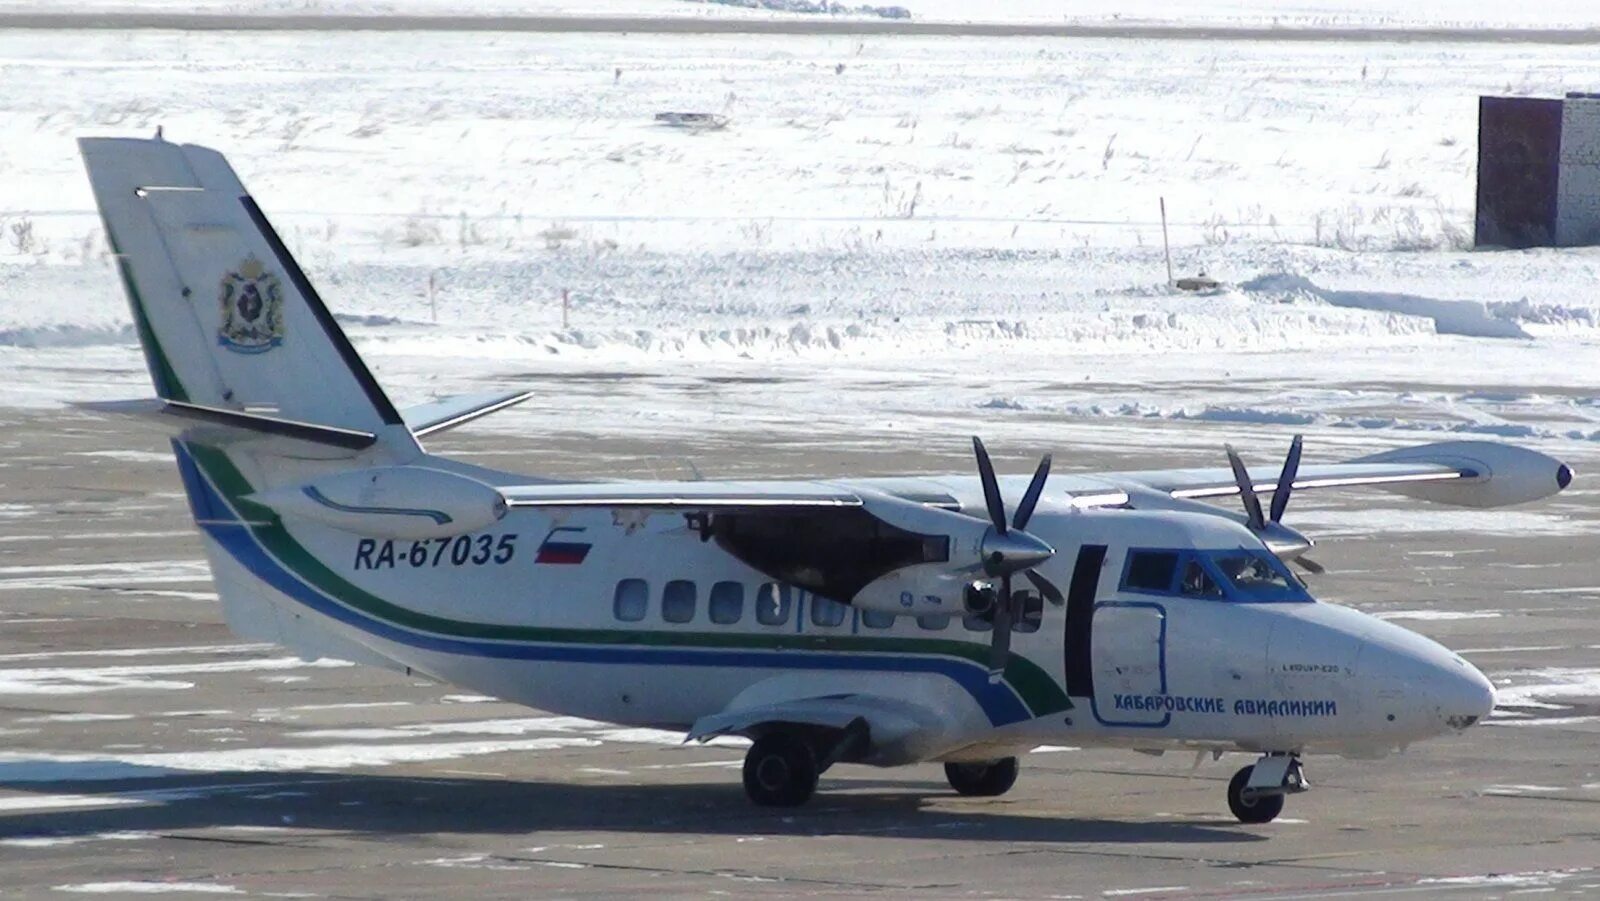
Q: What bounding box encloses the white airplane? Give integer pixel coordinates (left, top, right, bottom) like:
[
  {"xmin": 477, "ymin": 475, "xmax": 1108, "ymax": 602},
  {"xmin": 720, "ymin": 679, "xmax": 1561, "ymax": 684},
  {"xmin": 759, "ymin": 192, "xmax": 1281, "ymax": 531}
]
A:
[{"xmin": 78, "ymin": 136, "xmax": 1574, "ymax": 824}]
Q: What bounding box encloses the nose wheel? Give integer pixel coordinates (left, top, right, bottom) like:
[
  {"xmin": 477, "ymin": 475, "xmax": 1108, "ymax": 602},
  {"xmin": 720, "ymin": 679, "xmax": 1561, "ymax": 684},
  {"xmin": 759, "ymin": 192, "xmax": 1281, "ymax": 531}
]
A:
[
  {"xmin": 944, "ymin": 757, "xmax": 1019, "ymax": 797},
  {"xmin": 1226, "ymin": 754, "xmax": 1307, "ymax": 824}
]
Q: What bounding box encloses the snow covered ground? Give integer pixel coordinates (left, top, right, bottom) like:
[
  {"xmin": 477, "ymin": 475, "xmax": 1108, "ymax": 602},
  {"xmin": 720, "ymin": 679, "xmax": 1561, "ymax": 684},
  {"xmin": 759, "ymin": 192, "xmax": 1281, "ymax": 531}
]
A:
[
  {"xmin": 4, "ymin": 0, "xmax": 1600, "ymax": 30},
  {"xmin": 1, "ymin": 20, "xmax": 1598, "ymax": 467}
]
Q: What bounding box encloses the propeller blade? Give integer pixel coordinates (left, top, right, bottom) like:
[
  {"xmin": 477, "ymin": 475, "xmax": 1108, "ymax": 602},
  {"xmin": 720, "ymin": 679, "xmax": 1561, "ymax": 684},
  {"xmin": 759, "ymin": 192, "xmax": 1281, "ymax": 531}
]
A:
[
  {"xmin": 1269, "ymin": 434, "xmax": 1303, "ymax": 524},
  {"xmin": 972, "ymin": 436, "xmax": 1008, "ymax": 535},
  {"xmin": 989, "ymin": 574, "xmax": 1013, "ymax": 678},
  {"xmin": 1024, "ymin": 568, "xmax": 1065, "ymax": 606},
  {"xmin": 1012, "ymin": 453, "xmax": 1052, "ymax": 531},
  {"xmin": 1225, "ymin": 443, "xmax": 1266, "ymax": 532},
  {"xmin": 1294, "ymin": 555, "xmax": 1327, "ymax": 575}
]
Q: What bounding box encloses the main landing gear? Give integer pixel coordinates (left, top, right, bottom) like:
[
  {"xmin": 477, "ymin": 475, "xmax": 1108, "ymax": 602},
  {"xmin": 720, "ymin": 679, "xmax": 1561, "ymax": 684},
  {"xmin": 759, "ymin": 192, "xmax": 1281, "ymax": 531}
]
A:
[
  {"xmin": 944, "ymin": 757, "xmax": 1019, "ymax": 797},
  {"xmin": 741, "ymin": 720, "xmax": 870, "ymax": 808},
  {"xmin": 1227, "ymin": 753, "xmax": 1308, "ymax": 824},
  {"xmin": 743, "ymin": 732, "xmax": 820, "ymax": 807},
  {"xmin": 739, "ymin": 727, "xmax": 1020, "ymax": 807}
]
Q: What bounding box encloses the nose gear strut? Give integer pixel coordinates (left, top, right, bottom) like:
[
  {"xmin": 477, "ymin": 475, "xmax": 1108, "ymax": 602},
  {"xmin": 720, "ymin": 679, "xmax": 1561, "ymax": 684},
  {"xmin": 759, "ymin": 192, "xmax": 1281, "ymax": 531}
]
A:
[{"xmin": 1227, "ymin": 752, "xmax": 1308, "ymax": 824}]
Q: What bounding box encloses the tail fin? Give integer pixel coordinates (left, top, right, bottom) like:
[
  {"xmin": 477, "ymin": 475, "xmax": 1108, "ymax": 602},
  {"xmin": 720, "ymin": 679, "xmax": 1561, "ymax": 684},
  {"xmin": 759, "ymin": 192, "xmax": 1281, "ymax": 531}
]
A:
[{"xmin": 79, "ymin": 137, "xmax": 415, "ymax": 455}]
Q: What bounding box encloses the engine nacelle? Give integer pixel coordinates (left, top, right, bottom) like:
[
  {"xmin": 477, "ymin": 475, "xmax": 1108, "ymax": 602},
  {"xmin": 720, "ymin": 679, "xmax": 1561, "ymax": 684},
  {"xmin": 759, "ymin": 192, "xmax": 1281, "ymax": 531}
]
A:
[
  {"xmin": 837, "ymin": 491, "xmax": 1004, "ymax": 616},
  {"xmin": 849, "ymin": 563, "xmax": 970, "ymax": 616},
  {"xmin": 247, "ymin": 466, "xmax": 508, "ymax": 540},
  {"xmin": 857, "ymin": 490, "xmax": 991, "ymax": 562}
]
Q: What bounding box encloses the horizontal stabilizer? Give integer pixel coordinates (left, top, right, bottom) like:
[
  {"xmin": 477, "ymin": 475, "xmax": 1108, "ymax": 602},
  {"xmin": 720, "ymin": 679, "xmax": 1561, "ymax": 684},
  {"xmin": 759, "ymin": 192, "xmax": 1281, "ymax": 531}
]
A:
[
  {"xmin": 403, "ymin": 390, "xmax": 533, "ymax": 438},
  {"xmin": 78, "ymin": 398, "xmax": 376, "ymax": 451}
]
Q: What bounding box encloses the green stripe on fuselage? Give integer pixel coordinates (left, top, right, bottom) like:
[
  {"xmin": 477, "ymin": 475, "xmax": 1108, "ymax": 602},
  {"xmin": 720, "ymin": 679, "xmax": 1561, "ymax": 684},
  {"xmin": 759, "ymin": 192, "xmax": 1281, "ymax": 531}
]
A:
[
  {"xmin": 187, "ymin": 446, "xmax": 1072, "ymax": 718},
  {"xmin": 104, "ymin": 224, "xmax": 190, "ymax": 403}
]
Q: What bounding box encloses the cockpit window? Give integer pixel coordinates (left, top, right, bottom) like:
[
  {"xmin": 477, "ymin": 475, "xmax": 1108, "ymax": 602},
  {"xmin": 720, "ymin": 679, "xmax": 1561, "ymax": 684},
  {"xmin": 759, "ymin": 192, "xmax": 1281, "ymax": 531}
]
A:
[
  {"xmin": 1120, "ymin": 547, "xmax": 1311, "ymax": 603},
  {"xmin": 1211, "ymin": 551, "xmax": 1302, "ymax": 601},
  {"xmin": 1124, "ymin": 551, "xmax": 1179, "ymax": 592},
  {"xmin": 1179, "ymin": 559, "xmax": 1222, "ymax": 598}
]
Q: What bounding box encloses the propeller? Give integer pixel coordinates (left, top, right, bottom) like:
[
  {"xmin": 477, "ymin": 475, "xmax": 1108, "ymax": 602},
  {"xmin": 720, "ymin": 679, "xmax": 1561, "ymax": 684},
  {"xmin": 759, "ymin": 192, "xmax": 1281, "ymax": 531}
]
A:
[
  {"xmin": 970, "ymin": 437, "xmax": 1064, "ymax": 679},
  {"xmin": 1224, "ymin": 435, "xmax": 1324, "ymax": 574}
]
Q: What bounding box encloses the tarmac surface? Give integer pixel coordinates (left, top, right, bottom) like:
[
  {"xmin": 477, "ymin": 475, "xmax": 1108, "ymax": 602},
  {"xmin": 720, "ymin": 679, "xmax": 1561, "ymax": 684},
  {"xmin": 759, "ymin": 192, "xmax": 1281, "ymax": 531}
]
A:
[{"xmin": 2, "ymin": 406, "xmax": 1599, "ymax": 899}]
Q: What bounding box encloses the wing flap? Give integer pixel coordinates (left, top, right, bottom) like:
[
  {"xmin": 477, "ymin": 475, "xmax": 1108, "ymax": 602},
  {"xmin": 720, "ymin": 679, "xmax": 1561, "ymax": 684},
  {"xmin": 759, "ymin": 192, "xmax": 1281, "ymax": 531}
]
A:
[
  {"xmin": 1164, "ymin": 461, "xmax": 1468, "ymax": 500},
  {"xmin": 502, "ymin": 480, "xmax": 862, "ymax": 511}
]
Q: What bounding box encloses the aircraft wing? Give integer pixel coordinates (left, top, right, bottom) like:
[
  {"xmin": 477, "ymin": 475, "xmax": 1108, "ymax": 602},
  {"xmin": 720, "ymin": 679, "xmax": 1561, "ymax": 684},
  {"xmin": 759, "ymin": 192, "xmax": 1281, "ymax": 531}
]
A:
[
  {"xmin": 495, "ymin": 440, "xmax": 1570, "ymax": 519},
  {"xmin": 1109, "ymin": 440, "xmax": 1573, "ymax": 510}
]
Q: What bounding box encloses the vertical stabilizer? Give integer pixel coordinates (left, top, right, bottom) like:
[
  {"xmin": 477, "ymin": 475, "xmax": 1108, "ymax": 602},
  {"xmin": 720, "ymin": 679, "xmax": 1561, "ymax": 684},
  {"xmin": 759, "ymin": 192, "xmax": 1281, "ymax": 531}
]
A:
[{"xmin": 79, "ymin": 137, "xmax": 415, "ymax": 454}]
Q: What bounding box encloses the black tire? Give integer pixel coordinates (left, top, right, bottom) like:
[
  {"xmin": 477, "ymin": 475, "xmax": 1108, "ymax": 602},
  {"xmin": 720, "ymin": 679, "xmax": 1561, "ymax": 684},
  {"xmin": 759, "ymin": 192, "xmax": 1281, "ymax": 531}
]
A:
[
  {"xmin": 1227, "ymin": 765, "xmax": 1285, "ymax": 824},
  {"xmin": 944, "ymin": 757, "xmax": 1019, "ymax": 797},
  {"xmin": 743, "ymin": 732, "xmax": 819, "ymax": 807}
]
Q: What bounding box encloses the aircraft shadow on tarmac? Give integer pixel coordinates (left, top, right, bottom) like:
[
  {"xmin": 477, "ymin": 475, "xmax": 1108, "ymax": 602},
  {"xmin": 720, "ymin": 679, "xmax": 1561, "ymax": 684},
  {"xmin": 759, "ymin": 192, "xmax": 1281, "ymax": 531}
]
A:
[{"xmin": 0, "ymin": 764, "xmax": 1264, "ymax": 845}]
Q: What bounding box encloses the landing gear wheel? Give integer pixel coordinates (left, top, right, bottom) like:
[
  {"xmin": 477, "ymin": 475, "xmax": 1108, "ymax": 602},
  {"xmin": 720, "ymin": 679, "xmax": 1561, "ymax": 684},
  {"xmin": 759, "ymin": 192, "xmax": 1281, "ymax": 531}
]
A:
[
  {"xmin": 1227, "ymin": 765, "xmax": 1285, "ymax": 824},
  {"xmin": 944, "ymin": 757, "xmax": 1019, "ymax": 797},
  {"xmin": 743, "ymin": 732, "xmax": 819, "ymax": 807}
]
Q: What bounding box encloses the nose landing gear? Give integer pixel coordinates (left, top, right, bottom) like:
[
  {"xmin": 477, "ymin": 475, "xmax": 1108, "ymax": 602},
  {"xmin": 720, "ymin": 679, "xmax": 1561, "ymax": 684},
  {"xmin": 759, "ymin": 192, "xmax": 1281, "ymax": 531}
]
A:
[
  {"xmin": 944, "ymin": 757, "xmax": 1020, "ymax": 797},
  {"xmin": 1227, "ymin": 753, "xmax": 1308, "ymax": 824}
]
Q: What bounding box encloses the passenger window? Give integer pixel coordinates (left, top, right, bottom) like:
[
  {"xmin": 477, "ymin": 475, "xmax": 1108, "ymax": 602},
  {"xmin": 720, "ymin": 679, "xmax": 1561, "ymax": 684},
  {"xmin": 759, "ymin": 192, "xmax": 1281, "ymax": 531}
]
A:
[
  {"xmin": 662, "ymin": 579, "xmax": 696, "ymax": 623},
  {"xmin": 861, "ymin": 608, "xmax": 896, "ymax": 629},
  {"xmin": 709, "ymin": 581, "xmax": 744, "ymax": 624},
  {"xmin": 1124, "ymin": 550, "xmax": 1179, "ymax": 593},
  {"xmin": 963, "ymin": 614, "xmax": 993, "ymax": 632},
  {"xmin": 613, "ymin": 579, "xmax": 648, "ymax": 622},
  {"xmin": 1180, "ymin": 559, "xmax": 1223, "ymax": 598},
  {"xmin": 811, "ymin": 595, "xmax": 848, "ymax": 628},
  {"xmin": 756, "ymin": 583, "xmax": 791, "ymax": 626},
  {"xmin": 918, "ymin": 613, "xmax": 950, "ymax": 630}
]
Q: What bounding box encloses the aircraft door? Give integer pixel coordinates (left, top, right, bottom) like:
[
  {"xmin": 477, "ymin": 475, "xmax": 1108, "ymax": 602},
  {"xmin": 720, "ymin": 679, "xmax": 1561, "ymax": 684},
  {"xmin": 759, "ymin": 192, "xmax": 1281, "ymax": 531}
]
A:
[{"xmin": 1091, "ymin": 601, "xmax": 1169, "ymax": 728}]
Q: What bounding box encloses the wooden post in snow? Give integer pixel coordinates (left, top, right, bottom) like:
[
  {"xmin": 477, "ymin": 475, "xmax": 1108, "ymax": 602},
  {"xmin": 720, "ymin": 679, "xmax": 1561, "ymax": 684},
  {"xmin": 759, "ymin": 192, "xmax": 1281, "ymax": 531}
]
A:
[{"xmin": 1160, "ymin": 197, "xmax": 1174, "ymax": 286}]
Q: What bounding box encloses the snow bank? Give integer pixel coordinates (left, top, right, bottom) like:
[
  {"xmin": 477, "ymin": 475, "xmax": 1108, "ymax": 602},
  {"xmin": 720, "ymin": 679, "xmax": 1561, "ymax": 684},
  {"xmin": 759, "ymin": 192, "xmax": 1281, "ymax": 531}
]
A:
[
  {"xmin": 1241, "ymin": 273, "xmax": 1530, "ymax": 339},
  {"xmin": 974, "ymin": 394, "xmax": 1600, "ymax": 444}
]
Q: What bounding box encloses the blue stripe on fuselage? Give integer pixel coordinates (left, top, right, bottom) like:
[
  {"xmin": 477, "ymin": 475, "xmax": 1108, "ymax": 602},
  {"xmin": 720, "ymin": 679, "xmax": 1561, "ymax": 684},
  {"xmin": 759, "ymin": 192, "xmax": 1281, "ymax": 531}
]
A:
[{"xmin": 175, "ymin": 442, "xmax": 1032, "ymax": 726}]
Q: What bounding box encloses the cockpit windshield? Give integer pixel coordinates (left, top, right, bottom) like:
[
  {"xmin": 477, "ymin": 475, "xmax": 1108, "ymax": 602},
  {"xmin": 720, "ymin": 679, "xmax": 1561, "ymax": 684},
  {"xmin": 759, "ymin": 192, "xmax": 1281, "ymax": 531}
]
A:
[
  {"xmin": 1210, "ymin": 551, "xmax": 1302, "ymax": 600},
  {"xmin": 1120, "ymin": 548, "xmax": 1311, "ymax": 603}
]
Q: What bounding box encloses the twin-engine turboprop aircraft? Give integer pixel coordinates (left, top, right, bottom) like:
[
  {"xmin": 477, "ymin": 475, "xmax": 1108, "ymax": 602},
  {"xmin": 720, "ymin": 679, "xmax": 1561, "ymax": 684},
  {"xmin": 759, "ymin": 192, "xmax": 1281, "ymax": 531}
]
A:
[{"xmin": 79, "ymin": 136, "xmax": 1574, "ymax": 823}]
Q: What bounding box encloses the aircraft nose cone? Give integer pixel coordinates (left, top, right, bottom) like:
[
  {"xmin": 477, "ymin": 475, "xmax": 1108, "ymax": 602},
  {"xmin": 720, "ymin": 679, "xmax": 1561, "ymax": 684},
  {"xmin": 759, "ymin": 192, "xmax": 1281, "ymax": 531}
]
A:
[
  {"xmin": 1434, "ymin": 658, "xmax": 1496, "ymax": 731},
  {"xmin": 1354, "ymin": 611, "xmax": 1498, "ymax": 738},
  {"xmin": 980, "ymin": 528, "xmax": 1054, "ymax": 576}
]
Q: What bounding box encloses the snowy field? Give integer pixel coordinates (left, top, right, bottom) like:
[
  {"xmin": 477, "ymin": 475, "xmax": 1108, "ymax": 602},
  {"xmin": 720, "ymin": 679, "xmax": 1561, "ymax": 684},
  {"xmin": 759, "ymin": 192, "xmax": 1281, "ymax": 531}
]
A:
[
  {"xmin": 5, "ymin": 0, "xmax": 1600, "ymax": 30},
  {"xmin": 2, "ymin": 19, "xmax": 1599, "ymax": 471}
]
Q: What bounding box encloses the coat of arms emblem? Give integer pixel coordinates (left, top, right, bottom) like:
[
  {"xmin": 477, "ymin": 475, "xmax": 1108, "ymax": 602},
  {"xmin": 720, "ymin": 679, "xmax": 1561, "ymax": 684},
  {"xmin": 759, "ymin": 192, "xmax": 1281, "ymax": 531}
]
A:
[{"xmin": 217, "ymin": 255, "xmax": 284, "ymax": 354}]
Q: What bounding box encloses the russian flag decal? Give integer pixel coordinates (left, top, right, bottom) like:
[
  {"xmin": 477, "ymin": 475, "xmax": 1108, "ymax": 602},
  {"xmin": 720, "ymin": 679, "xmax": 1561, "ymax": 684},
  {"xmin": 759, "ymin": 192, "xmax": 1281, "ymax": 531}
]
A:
[{"xmin": 535, "ymin": 526, "xmax": 591, "ymax": 565}]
